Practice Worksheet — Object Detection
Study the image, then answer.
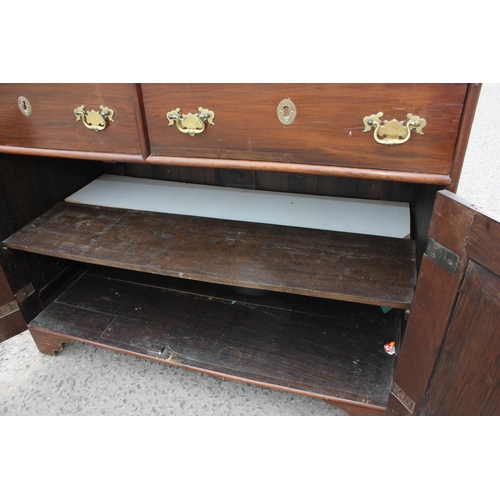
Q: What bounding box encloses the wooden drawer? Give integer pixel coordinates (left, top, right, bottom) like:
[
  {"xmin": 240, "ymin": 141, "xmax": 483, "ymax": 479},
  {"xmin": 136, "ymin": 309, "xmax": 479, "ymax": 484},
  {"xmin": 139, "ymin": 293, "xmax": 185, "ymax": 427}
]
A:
[
  {"xmin": 141, "ymin": 83, "xmax": 468, "ymax": 176},
  {"xmin": 0, "ymin": 84, "xmax": 142, "ymax": 155}
]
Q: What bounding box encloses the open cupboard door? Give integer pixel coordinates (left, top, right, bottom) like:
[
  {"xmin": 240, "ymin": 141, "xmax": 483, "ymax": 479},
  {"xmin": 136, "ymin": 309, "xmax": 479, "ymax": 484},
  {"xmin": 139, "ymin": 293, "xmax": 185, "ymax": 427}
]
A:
[
  {"xmin": 388, "ymin": 190, "xmax": 500, "ymax": 416},
  {"xmin": 0, "ymin": 266, "xmax": 28, "ymax": 342}
]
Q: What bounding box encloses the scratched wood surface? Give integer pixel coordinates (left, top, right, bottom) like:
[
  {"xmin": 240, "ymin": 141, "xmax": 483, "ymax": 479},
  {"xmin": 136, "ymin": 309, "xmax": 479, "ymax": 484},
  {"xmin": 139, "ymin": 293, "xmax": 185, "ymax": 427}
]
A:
[
  {"xmin": 141, "ymin": 83, "xmax": 468, "ymax": 175},
  {"xmin": 29, "ymin": 266, "xmax": 401, "ymax": 409},
  {"xmin": 421, "ymin": 262, "xmax": 500, "ymax": 415},
  {"xmin": 0, "ymin": 153, "xmax": 105, "ymax": 326},
  {"xmin": 0, "ymin": 84, "xmax": 143, "ymax": 155},
  {"xmin": 3, "ymin": 202, "xmax": 417, "ymax": 309},
  {"xmin": 388, "ymin": 192, "xmax": 500, "ymax": 415}
]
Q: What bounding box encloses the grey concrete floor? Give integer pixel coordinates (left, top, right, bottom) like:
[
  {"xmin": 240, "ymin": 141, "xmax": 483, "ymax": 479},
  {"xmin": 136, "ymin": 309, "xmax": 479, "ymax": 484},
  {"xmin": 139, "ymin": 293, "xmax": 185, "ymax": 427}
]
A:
[{"xmin": 1, "ymin": 84, "xmax": 499, "ymax": 417}]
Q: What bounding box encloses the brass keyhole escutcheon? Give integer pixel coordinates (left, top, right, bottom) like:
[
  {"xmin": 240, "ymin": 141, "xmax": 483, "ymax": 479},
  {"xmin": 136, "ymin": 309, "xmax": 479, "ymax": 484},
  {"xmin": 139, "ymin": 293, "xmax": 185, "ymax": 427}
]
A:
[
  {"xmin": 18, "ymin": 96, "xmax": 32, "ymax": 116},
  {"xmin": 277, "ymin": 98, "xmax": 296, "ymax": 125}
]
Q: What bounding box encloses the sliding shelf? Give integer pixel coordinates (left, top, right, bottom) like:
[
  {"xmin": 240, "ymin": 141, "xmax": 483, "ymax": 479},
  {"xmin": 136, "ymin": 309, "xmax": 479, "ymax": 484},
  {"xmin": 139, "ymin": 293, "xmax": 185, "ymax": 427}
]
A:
[
  {"xmin": 29, "ymin": 266, "xmax": 401, "ymax": 410},
  {"xmin": 3, "ymin": 201, "xmax": 416, "ymax": 309}
]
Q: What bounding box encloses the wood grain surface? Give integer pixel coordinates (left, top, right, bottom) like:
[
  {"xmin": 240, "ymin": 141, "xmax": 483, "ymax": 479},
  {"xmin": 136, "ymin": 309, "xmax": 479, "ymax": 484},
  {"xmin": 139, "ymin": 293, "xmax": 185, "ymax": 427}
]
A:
[
  {"xmin": 0, "ymin": 83, "xmax": 478, "ymax": 185},
  {"xmin": 421, "ymin": 261, "xmax": 500, "ymax": 415},
  {"xmin": 387, "ymin": 191, "xmax": 476, "ymax": 414},
  {"xmin": 3, "ymin": 202, "xmax": 417, "ymax": 308},
  {"xmin": 0, "ymin": 84, "xmax": 143, "ymax": 154},
  {"xmin": 29, "ymin": 266, "xmax": 401, "ymax": 409},
  {"xmin": 142, "ymin": 83, "xmax": 468, "ymax": 175}
]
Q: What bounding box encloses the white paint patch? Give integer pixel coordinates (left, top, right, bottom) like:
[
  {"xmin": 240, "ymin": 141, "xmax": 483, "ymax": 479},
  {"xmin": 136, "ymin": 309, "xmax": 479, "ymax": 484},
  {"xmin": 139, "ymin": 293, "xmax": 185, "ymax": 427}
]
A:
[{"xmin": 66, "ymin": 174, "xmax": 411, "ymax": 239}]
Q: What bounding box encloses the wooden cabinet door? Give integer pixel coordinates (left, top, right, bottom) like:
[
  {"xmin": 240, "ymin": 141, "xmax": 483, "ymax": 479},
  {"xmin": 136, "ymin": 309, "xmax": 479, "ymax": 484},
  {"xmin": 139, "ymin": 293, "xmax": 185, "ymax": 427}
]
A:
[{"xmin": 387, "ymin": 190, "xmax": 500, "ymax": 415}]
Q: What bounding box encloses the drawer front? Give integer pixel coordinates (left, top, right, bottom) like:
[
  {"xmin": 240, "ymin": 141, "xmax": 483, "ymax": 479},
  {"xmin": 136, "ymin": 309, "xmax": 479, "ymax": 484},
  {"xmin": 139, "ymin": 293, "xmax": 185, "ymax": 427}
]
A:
[
  {"xmin": 0, "ymin": 84, "xmax": 142, "ymax": 155},
  {"xmin": 142, "ymin": 83, "xmax": 468, "ymax": 175}
]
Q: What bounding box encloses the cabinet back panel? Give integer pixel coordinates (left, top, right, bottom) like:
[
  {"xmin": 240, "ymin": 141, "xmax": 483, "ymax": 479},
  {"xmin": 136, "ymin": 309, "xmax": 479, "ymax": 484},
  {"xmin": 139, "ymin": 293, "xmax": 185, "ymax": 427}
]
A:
[{"xmin": 107, "ymin": 163, "xmax": 417, "ymax": 203}]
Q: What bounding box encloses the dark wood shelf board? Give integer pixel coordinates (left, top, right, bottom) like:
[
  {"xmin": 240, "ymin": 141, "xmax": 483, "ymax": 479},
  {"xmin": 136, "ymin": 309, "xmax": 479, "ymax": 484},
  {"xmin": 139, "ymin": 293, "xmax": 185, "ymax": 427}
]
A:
[
  {"xmin": 29, "ymin": 267, "xmax": 401, "ymax": 408},
  {"xmin": 3, "ymin": 202, "xmax": 416, "ymax": 309}
]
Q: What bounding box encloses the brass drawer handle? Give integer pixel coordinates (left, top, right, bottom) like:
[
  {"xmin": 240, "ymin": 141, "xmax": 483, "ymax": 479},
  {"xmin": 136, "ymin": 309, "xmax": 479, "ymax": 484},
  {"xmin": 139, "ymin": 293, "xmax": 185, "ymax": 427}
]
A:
[
  {"xmin": 363, "ymin": 112, "xmax": 426, "ymax": 145},
  {"xmin": 167, "ymin": 107, "xmax": 215, "ymax": 136},
  {"xmin": 74, "ymin": 105, "xmax": 115, "ymax": 132}
]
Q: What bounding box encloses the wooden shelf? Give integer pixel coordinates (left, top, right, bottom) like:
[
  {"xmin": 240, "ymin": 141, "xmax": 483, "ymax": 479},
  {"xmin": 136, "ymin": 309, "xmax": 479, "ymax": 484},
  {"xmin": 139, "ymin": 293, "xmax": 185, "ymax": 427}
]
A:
[
  {"xmin": 29, "ymin": 267, "xmax": 401, "ymax": 409},
  {"xmin": 3, "ymin": 201, "xmax": 416, "ymax": 309}
]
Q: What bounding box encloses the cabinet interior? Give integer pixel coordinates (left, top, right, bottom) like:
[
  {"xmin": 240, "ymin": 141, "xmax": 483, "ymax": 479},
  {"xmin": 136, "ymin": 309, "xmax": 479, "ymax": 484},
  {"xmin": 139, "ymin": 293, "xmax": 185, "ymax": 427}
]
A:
[{"xmin": 0, "ymin": 154, "xmax": 440, "ymax": 412}]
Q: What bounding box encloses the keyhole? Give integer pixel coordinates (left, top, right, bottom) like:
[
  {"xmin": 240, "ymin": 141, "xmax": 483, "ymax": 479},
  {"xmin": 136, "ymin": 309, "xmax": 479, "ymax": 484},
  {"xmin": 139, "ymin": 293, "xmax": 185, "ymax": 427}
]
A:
[
  {"xmin": 18, "ymin": 96, "xmax": 32, "ymax": 116},
  {"xmin": 277, "ymin": 98, "xmax": 296, "ymax": 125},
  {"xmin": 283, "ymin": 105, "xmax": 290, "ymax": 121}
]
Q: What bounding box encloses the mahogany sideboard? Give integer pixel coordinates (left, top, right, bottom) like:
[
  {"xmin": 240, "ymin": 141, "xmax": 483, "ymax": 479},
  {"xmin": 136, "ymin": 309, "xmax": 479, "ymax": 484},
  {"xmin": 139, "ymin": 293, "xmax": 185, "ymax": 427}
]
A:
[{"xmin": 1, "ymin": 83, "xmax": 498, "ymax": 416}]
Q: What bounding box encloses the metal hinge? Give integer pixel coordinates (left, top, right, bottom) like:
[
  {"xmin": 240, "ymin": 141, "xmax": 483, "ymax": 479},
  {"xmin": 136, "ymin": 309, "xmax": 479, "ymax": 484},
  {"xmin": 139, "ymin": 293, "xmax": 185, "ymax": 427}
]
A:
[
  {"xmin": 0, "ymin": 299, "xmax": 20, "ymax": 319},
  {"xmin": 15, "ymin": 282, "xmax": 35, "ymax": 304},
  {"xmin": 391, "ymin": 382, "xmax": 416, "ymax": 414},
  {"xmin": 425, "ymin": 238, "xmax": 459, "ymax": 274},
  {"xmin": 0, "ymin": 282, "xmax": 34, "ymax": 320}
]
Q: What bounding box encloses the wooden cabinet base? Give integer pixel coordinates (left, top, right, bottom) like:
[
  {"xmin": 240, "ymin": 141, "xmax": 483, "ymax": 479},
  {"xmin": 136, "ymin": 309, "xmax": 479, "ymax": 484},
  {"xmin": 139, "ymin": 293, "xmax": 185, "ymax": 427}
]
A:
[
  {"xmin": 27, "ymin": 266, "xmax": 401, "ymax": 412},
  {"xmin": 30, "ymin": 329, "xmax": 70, "ymax": 356},
  {"xmin": 2, "ymin": 84, "xmax": 494, "ymax": 416}
]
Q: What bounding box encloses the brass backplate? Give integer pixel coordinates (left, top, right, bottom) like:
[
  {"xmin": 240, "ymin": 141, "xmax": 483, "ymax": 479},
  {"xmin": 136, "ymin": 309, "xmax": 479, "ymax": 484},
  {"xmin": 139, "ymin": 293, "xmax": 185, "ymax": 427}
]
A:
[
  {"xmin": 74, "ymin": 105, "xmax": 115, "ymax": 132},
  {"xmin": 363, "ymin": 111, "xmax": 426, "ymax": 145},
  {"xmin": 0, "ymin": 300, "xmax": 20, "ymax": 319},
  {"xmin": 166, "ymin": 107, "xmax": 215, "ymax": 136},
  {"xmin": 277, "ymin": 99, "xmax": 296, "ymax": 125},
  {"xmin": 18, "ymin": 96, "xmax": 32, "ymax": 116}
]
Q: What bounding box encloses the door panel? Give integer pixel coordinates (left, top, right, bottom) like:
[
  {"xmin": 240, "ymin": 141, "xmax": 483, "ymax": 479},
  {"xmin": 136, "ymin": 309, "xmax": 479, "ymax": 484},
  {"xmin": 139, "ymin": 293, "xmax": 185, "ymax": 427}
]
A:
[
  {"xmin": 387, "ymin": 191, "xmax": 500, "ymax": 415},
  {"xmin": 421, "ymin": 262, "xmax": 500, "ymax": 415}
]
